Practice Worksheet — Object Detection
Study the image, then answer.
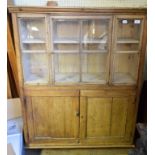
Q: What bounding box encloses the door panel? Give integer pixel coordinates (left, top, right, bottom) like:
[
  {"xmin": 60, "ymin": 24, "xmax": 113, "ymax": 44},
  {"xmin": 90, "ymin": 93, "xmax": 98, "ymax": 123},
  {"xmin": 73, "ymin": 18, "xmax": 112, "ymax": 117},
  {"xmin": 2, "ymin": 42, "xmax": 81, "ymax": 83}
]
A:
[
  {"xmin": 125, "ymin": 96, "xmax": 136, "ymax": 140},
  {"xmin": 26, "ymin": 93, "xmax": 79, "ymax": 143},
  {"xmin": 87, "ymin": 98, "xmax": 112, "ymax": 137},
  {"xmin": 111, "ymin": 98, "xmax": 128, "ymax": 137},
  {"xmin": 80, "ymin": 90, "xmax": 136, "ymax": 144}
]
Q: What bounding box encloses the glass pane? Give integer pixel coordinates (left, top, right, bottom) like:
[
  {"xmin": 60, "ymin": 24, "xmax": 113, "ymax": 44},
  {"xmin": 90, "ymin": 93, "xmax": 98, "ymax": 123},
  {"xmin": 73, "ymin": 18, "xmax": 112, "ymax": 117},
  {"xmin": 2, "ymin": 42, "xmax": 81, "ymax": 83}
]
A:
[
  {"xmin": 112, "ymin": 53, "xmax": 139, "ymax": 84},
  {"xmin": 82, "ymin": 53, "xmax": 108, "ymax": 84},
  {"xmin": 19, "ymin": 18, "xmax": 46, "ymax": 52},
  {"xmin": 117, "ymin": 19, "xmax": 142, "ymax": 41},
  {"xmin": 52, "ymin": 20, "xmax": 80, "ymax": 54},
  {"xmin": 116, "ymin": 43, "xmax": 139, "ymax": 53},
  {"xmin": 19, "ymin": 18, "xmax": 46, "ymax": 42},
  {"xmin": 54, "ymin": 44, "xmax": 79, "ymax": 53},
  {"xmin": 82, "ymin": 19, "xmax": 109, "ymax": 53},
  {"xmin": 115, "ymin": 18, "xmax": 142, "ymax": 53},
  {"xmin": 22, "ymin": 53, "xmax": 49, "ymax": 84},
  {"xmin": 53, "ymin": 20, "xmax": 80, "ymax": 42},
  {"xmin": 82, "ymin": 43, "xmax": 108, "ymax": 53},
  {"xmin": 54, "ymin": 54, "xmax": 80, "ymax": 83},
  {"xmin": 22, "ymin": 43, "xmax": 46, "ymax": 51}
]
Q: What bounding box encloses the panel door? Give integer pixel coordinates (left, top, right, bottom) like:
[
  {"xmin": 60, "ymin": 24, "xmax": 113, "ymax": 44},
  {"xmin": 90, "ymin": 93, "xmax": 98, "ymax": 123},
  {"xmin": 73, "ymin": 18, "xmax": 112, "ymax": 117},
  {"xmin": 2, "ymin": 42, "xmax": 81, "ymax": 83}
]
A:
[
  {"xmin": 25, "ymin": 90, "xmax": 80, "ymax": 144},
  {"xmin": 81, "ymin": 17, "xmax": 112, "ymax": 84},
  {"xmin": 80, "ymin": 91, "xmax": 136, "ymax": 145},
  {"xmin": 52, "ymin": 18, "xmax": 81, "ymax": 84}
]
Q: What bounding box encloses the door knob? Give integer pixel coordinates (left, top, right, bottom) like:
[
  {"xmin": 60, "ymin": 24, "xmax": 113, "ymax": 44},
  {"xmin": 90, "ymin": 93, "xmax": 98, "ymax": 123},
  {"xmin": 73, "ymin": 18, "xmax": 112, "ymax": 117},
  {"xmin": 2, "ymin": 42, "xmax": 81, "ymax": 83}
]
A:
[{"xmin": 76, "ymin": 111, "xmax": 80, "ymax": 117}]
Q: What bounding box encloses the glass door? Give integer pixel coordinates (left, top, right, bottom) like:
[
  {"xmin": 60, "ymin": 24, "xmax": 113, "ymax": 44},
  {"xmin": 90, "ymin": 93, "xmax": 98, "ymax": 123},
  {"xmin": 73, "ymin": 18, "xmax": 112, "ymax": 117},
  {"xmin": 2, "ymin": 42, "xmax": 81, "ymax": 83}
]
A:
[
  {"xmin": 51, "ymin": 17, "xmax": 111, "ymax": 84},
  {"xmin": 18, "ymin": 16, "xmax": 49, "ymax": 84},
  {"xmin": 52, "ymin": 19, "xmax": 80, "ymax": 84},
  {"xmin": 81, "ymin": 18, "xmax": 111, "ymax": 84},
  {"xmin": 111, "ymin": 16, "xmax": 144, "ymax": 85}
]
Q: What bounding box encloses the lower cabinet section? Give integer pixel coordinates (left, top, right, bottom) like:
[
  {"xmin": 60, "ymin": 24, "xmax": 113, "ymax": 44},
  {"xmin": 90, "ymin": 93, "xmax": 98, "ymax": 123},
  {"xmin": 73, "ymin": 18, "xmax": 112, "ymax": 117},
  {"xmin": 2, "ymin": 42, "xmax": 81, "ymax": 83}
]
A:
[{"xmin": 24, "ymin": 89, "xmax": 136, "ymax": 147}]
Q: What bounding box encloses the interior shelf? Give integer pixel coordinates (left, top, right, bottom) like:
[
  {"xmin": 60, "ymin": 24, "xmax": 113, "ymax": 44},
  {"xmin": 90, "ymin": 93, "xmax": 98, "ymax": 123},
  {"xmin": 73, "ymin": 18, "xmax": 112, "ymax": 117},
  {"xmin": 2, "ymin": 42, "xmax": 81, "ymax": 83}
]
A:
[
  {"xmin": 24, "ymin": 77, "xmax": 48, "ymax": 84},
  {"xmin": 117, "ymin": 39, "xmax": 140, "ymax": 44},
  {"xmin": 55, "ymin": 73, "xmax": 80, "ymax": 83},
  {"xmin": 53, "ymin": 50, "xmax": 79, "ymax": 53},
  {"xmin": 114, "ymin": 50, "xmax": 139, "ymax": 54},
  {"xmin": 55, "ymin": 73, "xmax": 107, "ymax": 84},
  {"xmin": 53, "ymin": 40, "xmax": 79, "ymax": 44},
  {"xmin": 82, "ymin": 39, "xmax": 107, "ymax": 44},
  {"xmin": 82, "ymin": 43, "xmax": 108, "ymax": 51},
  {"xmin": 112, "ymin": 72, "xmax": 136, "ymax": 84},
  {"xmin": 22, "ymin": 50, "xmax": 46, "ymax": 53},
  {"xmin": 82, "ymin": 73, "xmax": 107, "ymax": 84},
  {"xmin": 22, "ymin": 39, "xmax": 45, "ymax": 44},
  {"xmin": 82, "ymin": 50, "xmax": 108, "ymax": 53}
]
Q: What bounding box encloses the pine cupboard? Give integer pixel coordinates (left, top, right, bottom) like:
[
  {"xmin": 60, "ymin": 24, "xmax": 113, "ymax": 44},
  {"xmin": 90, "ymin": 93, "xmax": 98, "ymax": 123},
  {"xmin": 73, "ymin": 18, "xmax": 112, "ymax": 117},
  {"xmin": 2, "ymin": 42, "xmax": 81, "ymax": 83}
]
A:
[{"xmin": 9, "ymin": 7, "xmax": 147, "ymax": 148}]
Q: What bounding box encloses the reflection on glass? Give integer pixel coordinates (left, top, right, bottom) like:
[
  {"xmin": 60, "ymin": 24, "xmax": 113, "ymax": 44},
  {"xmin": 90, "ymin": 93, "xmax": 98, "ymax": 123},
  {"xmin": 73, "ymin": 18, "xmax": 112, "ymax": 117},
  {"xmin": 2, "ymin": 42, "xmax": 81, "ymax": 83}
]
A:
[
  {"xmin": 19, "ymin": 18, "xmax": 46, "ymax": 42},
  {"xmin": 82, "ymin": 53, "xmax": 108, "ymax": 84},
  {"xmin": 117, "ymin": 19, "xmax": 142, "ymax": 41},
  {"xmin": 54, "ymin": 54, "xmax": 80, "ymax": 83},
  {"xmin": 22, "ymin": 53, "xmax": 49, "ymax": 84},
  {"xmin": 19, "ymin": 18, "xmax": 46, "ymax": 52},
  {"xmin": 112, "ymin": 53, "xmax": 139, "ymax": 84},
  {"xmin": 53, "ymin": 20, "xmax": 80, "ymax": 41},
  {"xmin": 82, "ymin": 19, "xmax": 109, "ymax": 53}
]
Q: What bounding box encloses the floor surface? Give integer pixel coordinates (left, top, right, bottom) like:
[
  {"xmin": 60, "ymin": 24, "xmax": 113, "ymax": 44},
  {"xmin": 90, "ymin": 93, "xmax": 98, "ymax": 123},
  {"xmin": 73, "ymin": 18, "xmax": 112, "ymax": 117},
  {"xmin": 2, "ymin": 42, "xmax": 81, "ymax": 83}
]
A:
[
  {"xmin": 25, "ymin": 149, "xmax": 41, "ymax": 155},
  {"xmin": 25, "ymin": 148, "xmax": 129, "ymax": 155}
]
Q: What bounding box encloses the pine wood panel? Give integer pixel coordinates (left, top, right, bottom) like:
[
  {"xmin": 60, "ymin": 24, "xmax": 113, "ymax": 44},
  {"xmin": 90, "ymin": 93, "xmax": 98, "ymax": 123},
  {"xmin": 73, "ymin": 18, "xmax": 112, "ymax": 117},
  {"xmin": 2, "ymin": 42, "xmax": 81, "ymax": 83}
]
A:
[
  {"xmin": 80, "ymin": 93, "xmax": 136, "ymax": 145},
  {"xmin": 111, "ymin": 98, "xmax": 128, "ymax": 136},
  {"xmin": 8, "ymin": 6, "xmax": 146, "ymax": 14},
  {"xmin": 25, "ymin": 90, "xmax": 136, "ymax": 146},
  {"xmin": 24, "ymin": 85, "xmax": 136, "ymax": 90},
  {"xmin": 24, "ymin": 89, "xmax": 79, "ymax": 96},
  {"xmin": 87, "ymin": 98, "xmax": 112, "ymax": 137},
  {"xmin": 81, "ymin": 89, "xmax": 136, "ymax": 97},
  {"xmin": 41, "ymin": 148, "xmax": 129, "ymax": 155},
  {"xmin": 26, "ymin": 95, "xmax": 79, "ymax": 143},
  {"xmin": 28, "ymin": 143, "xmax": 134, "ymax": 148},
  {"xmin": 26, "ymin": 96, "xmax": 35, "ymax": 142},
  {"xmin": 80, "ymin": 97, "xmax": 87, "ymax": 139},
  {"xmin": 125, "ymin": 96, "xmax": 136, "ymax": 140}
]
